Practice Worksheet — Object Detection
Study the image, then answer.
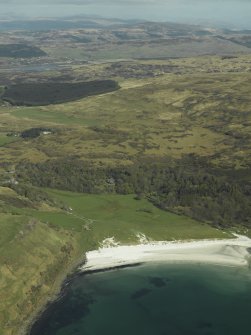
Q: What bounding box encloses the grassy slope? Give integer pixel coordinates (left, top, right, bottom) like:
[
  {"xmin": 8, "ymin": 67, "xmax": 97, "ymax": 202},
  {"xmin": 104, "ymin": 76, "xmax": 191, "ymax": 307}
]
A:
[
  {"xmin": 0, "ymin": 213, "xmax": 81, "ymax": 335},
  {"xmin": 0, "ymin": 187, "xmax": 82, "ymax": 335}
]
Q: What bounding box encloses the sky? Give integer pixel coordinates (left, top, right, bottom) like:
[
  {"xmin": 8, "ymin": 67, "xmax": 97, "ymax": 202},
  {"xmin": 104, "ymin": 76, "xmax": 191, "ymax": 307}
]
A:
[{"xmin": 1, "ymin": 0, "xmax": 251, "ymax": 29}]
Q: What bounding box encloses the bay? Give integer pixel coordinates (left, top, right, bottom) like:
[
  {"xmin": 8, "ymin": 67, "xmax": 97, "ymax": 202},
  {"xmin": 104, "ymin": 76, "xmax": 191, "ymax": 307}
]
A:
[{"xmin": 30, "ymin": 263, "xmax": 251, "ymax": 335}]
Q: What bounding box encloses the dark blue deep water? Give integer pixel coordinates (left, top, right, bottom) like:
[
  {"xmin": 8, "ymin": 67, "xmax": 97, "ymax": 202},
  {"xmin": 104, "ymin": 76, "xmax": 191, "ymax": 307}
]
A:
[{"xmin": 31, "ymin": 264, "xmax": 251, "ymax": 335}]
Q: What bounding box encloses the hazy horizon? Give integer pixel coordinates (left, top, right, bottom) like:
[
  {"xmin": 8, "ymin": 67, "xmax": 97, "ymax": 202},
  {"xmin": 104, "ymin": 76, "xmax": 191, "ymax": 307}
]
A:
[{"xmin": 0, "ymin": 0, "xmax": 251, "ymax": 29}]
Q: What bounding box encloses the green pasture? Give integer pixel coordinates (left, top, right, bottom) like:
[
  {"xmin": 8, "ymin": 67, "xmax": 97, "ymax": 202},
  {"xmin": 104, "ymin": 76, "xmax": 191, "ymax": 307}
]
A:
[{"xmin": 36, "ymin": 190, "xmax": 229, "ymax": 244}]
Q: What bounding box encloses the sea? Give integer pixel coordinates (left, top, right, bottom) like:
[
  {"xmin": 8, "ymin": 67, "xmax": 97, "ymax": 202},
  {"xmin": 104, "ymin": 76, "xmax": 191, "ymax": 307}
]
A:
[{"xmin": 30, "ymin": 263, "xmax": 251, "ymax": 335}]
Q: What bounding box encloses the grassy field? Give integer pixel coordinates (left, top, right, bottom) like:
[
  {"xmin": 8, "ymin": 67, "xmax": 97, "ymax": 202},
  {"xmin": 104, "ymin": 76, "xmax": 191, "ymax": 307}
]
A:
[{"xmin": 41, "ymin": 190, "xmax": 229, "ymax": 242}]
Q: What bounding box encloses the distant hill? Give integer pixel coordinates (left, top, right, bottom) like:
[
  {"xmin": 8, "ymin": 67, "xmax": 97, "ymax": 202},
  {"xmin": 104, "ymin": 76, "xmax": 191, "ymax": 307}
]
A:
[
  {"xmin": 0, "ymin": 20, "xmax": 251, "ymax": 61},
  {"xmin": 0, "ymin": 19, "xmax": 103, "ymax": 31},
  {"xmin": 0, "ymin": 17, "xmax": 140, "ymax": 31}
]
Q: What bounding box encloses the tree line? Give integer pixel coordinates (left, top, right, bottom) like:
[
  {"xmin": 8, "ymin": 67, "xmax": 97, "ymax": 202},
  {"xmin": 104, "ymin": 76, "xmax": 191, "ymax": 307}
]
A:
[{"xmin": 15, "ymin": 156, "xmax": 251, "ymax": 228}]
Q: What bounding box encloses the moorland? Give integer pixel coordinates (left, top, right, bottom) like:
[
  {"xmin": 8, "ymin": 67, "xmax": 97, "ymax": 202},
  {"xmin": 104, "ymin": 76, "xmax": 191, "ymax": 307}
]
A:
[{"xmin": 0, "ymin": 18, "xmax": 251, "ymax": 335}]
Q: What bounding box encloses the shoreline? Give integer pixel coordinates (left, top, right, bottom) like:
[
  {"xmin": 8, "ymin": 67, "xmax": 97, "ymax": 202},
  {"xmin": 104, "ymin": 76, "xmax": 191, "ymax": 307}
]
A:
[
  {"xmin": 81, "ymin": 234, "xmax": 251, "ymax": 273},
  {"xmin": 20, "ymin": 253, "xmax": 88, "ymax": 335},
  {"xmin": 25, "ymin": 234, "xmax": 251, "ymax": 335}
]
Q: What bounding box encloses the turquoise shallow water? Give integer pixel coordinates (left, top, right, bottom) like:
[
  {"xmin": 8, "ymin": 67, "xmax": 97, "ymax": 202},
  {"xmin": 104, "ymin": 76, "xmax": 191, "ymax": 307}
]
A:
[{"xmin": 31, "ymin": 263, "xmax": 251, "ymax": 335}]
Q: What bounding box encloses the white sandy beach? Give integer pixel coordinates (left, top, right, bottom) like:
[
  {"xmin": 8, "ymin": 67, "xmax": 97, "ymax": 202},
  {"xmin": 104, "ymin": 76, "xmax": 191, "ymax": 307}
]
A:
[{"xmin": 81, "ymin": 234, "xmax": 251, "ymax": 272}]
